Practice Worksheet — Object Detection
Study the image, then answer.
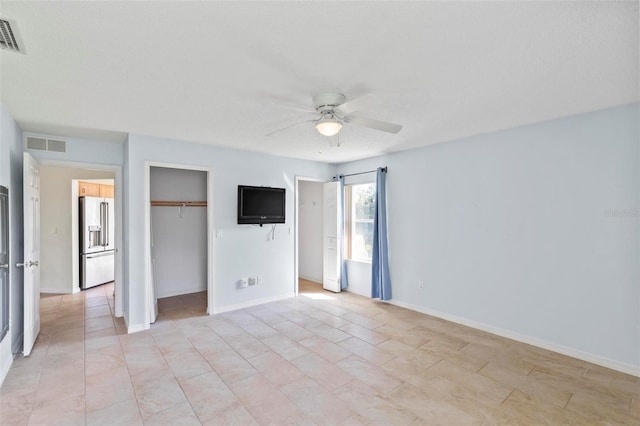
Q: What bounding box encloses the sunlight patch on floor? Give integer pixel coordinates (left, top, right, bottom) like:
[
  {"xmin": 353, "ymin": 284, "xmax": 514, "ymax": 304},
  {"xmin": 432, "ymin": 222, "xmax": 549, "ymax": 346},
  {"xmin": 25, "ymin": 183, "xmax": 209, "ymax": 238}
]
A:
[{"xmin": 301, "ymin": 292, "xmax": 335, "ymax": 300}]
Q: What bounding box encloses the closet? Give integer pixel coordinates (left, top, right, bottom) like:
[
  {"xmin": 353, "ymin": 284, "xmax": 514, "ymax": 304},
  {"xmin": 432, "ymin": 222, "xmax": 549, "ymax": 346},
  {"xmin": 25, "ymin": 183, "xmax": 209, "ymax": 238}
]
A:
[{"xmin": 150, "ymin": 167, "xmax": 207, "ymax": 300}]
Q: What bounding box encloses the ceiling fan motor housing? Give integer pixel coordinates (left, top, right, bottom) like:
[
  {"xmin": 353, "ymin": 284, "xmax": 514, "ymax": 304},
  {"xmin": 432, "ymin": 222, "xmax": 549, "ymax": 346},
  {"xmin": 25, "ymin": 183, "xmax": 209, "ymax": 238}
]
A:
[{"xmin": 313, "ymin": 93, "xmax": 346, "ymax": 116}]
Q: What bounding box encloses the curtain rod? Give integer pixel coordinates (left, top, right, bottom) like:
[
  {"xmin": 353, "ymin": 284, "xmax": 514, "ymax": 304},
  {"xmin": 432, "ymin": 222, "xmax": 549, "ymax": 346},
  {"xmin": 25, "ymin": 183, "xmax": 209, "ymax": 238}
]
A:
[{"xmin": 334, "ymin": 167, "xmax": 387, "ymax": 179}]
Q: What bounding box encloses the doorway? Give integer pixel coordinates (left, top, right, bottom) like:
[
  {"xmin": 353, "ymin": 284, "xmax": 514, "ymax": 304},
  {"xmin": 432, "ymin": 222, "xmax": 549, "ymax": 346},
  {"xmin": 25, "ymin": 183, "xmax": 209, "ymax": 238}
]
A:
[
  {"xmin": 145, "ymin": 163, "xmax": 214, "ymax": 325},
  {"xmin": 36, "ymin": 161, "xmax": 123, "ymax": 318},
  {"xmin": 295, "ymin": 177, "xmax": 326, "ymax": 295}
]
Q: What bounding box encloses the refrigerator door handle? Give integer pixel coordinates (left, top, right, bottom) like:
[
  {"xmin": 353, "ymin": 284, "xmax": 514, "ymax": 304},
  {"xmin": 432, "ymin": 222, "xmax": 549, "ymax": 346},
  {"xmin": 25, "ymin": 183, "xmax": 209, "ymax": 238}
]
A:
[{"xmin": 105, "ymin": 202, "xmax": 109, "ymax": 247}]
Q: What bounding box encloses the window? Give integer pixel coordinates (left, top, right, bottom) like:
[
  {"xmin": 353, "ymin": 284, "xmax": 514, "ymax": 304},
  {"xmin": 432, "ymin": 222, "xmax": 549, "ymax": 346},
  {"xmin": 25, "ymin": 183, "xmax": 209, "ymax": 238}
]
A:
[{"xmin": 345, "ymin": 183, "xmax": 375, "ymax": 262}]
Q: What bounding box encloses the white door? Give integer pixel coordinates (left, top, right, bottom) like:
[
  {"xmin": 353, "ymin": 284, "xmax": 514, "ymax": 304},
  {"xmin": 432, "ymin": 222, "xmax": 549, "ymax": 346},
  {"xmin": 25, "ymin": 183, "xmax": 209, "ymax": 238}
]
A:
[
  {"xmin": 149, "ymin": 213, "xmax": 158, "ymax": 323},
  {"xmin": 23, "ymin": 153, "xmax": 41, "ymax": 356},
  {"xmin": 323, "ymin": 182, "xmax": 342, "ymax": 292}
]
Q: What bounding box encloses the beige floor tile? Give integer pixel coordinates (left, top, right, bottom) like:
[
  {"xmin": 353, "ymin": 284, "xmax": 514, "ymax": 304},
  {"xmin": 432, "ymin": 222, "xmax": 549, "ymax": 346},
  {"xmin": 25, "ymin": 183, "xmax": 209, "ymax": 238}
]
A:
[
  {"xmin": 307, "ymin": 323, "xmax": 351, "ymax": 343},
  {"xmin": 299, "ymin": 335, "xmax": 352, "ymax": 363},
  {"xmin": 247, "ymin": 351, "xmax": 305, "ymax": 387},
  {"xmin": 339, "ymin": 322, "xmax": 389, "ymax": 345},
  {"xmin": 86, "ymin": 398, "xmax": 142, "ymax": 426},
  {"xmin": 338, "ymin": 336, "xmax": 397, "ymax": 366},
  {"xmin": 292, "ymin": 353, "xmax": 354, "ymax": 391},
  {"xmin": 141, "ymin": 400, "xmax": 199, "ymax": 425},
  {"xmin": 270, "ymin": 320, "xmax": 315, "ymax": 341},
  {"xmin": 222, "ymin": 332, "xmax": 271, "ymax": 359},
  {"xmin": 501, "ymin": 389, "xmax": 592, "ymax": 424},
  {"xmin": 259, "ymin": 333, "xmax": 311, "ymax": 361},
  {"xmin": 206, "ymin": 349, "xmax": 258, "ymax": 384},
  {"xmin": 227, "ymin": 373, "xmax": 305, "ymax": 425},
  {"xmin": 479, "ymin": 362, "xmax": 572, "ymax": 408},
  {"xmin": 565, "ymin": 390, "xmax": 635, "ymax": 424},
  {"xmin": 280, "ymin": 376, "xmax": 355, "ymax": 424},
  {"xmin": 388, "ymin": 382, "xmax": 481, "ymax": 425},
  {"xmin": 2, "ymin": 280, "xmax": 636, "ymax": 426},
  {"xmin": 28, "ymin": 396, "xmax": 85, "ymax": 426},
  {"xmin": 163, "ymin": 347, "xmax": 213, "ymax": 381},
  {"xmin": 337, "ymin": 355, "xmax": 404, "ymax": 395},
  {"xmin": 130, "ymin": 368, "xmax": 189, "ymax": 417},
  {"xmin": 85, "ymin": 365, "xmax": 135, "ymax": 412}
]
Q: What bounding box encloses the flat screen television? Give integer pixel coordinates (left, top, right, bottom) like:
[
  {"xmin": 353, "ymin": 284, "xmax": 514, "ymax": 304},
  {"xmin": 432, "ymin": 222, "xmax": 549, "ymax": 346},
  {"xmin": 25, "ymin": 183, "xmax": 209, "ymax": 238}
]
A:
[{"xmin": 237, "ymin": 185, "xmax": 286, "ymax": 225}]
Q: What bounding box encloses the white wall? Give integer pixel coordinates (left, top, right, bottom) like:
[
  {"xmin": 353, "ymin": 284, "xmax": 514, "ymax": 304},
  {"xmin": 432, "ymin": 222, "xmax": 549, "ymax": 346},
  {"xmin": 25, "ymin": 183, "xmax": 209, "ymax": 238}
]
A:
[
  {"xmin": 336, "ymin": 103, "xmax": 640, "ymax": 374},
  {"xmin": 0, "ymin": 104, "xmax": 24, "ymax": 378},
  {"xmin": 39, "ymin": 167, "xmax": 114, "ymax": 293},
  {"xmin": 150, "ymin": 167, "xmax": 207, "ymax": 298},
  {"xmin": 124, "ymin": 134, "xmax": 335, "ymax": 330},
  {"xmin": 298, "ymin": 180, "xmax": 323, "ymax": 283}
]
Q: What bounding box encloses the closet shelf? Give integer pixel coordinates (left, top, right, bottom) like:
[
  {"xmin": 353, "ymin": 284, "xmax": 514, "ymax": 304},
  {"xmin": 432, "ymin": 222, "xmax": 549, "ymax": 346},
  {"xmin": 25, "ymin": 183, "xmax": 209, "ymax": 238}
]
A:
[{"xmin": 150, "ymin": 201, "xmax": 207, "ymax": 207}]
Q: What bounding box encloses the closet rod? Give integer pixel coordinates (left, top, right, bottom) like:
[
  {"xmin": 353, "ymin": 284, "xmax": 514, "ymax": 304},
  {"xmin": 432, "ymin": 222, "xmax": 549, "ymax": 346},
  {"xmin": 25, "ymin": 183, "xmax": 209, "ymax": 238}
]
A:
[
  {"xmin": 334, "ymin": 166, "xmax": 387, "ymax": 179},
  {"xmin": 150, "ymin": 201, "xmax": 207, "ymax": 207}
]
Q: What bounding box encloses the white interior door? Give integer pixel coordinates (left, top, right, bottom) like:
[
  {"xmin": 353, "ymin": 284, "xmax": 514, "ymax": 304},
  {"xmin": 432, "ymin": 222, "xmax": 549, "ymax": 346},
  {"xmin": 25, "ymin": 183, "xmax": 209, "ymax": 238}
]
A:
[
  {"xmin": 22, "ymin": 153, "xmax": 41, "ymax": 356},
  {"xmin": 149, "ymin": 213, "xmax": 158, "ymax": 323},
  {"xmin": 323, "ymin": 182, "xmax": 341, "ymax": 292}
]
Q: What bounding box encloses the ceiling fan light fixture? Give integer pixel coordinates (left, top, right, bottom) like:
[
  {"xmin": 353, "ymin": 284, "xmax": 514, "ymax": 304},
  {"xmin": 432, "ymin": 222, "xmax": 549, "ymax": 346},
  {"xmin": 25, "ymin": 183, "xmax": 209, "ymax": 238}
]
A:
[{"xmin": 315, "ymin": 117, "xmax": 342, "ymax": 136}]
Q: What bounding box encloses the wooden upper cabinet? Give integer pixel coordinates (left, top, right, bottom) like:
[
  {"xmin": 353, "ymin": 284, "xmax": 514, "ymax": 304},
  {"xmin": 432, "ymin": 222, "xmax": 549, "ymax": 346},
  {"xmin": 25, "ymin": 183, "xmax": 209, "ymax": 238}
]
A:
[
  {"xmin": 78, "ymin": 181, "xmax": 114, "ymax": 198},
  {"xmin": 99, "ymin": 184, "xmax": 114, "ymax": 198},
  {"xmin": 78, "ymin": 181, "xmax": 100, "ymax": 197}
]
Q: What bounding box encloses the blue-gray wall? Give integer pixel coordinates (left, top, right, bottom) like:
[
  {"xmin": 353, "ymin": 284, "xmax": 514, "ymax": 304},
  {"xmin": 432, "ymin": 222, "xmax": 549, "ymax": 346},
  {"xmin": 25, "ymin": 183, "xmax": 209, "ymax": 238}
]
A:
[{"xmin": 337, "ymin": 103, "xmax": 640, "ymax": 373}]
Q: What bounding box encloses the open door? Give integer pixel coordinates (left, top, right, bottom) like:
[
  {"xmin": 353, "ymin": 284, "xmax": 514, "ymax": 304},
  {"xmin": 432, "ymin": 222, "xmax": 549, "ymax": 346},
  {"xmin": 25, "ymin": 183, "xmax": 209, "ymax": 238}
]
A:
[
  {"xmin": 22, "ymin": 153, "xmax": 41, "ymax": 356},
  {"xmin": 149, "ymin": 213, "xmax": 158, "ymax": 323},
  {"xmin": 323, "ymin": 181, "xmax": 342, "ymax": 292}
]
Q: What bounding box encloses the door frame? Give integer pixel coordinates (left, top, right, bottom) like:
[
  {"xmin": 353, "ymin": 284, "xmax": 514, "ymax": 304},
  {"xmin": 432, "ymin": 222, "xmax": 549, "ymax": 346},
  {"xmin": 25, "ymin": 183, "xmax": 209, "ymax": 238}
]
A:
[
  {"xmin": 294, "ymin": 176, "xmax": 328, "ymax": 296},
  {"xmin": 144, "ymin": 161, "xmax": 214, "ymax": 325},
  {"xmin": 35, "ymin": 159, "xmax": 123, "ymax": 317}
]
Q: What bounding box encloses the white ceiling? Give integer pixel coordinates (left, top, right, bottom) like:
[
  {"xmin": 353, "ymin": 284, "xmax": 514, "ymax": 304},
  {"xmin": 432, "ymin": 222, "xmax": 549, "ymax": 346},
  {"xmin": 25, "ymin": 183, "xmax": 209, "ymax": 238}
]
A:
[{"xmin": 1, "ymin": 1, "xmax": 638, "ymax": 164}]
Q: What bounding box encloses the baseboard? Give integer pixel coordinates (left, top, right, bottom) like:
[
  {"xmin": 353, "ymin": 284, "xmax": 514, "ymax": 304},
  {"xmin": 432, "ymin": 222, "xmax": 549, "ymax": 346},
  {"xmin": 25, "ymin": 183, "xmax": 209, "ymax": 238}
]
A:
[
  {"xmin": 387, "ymin": 299, "xmax": 640, "ymax": 377},
  {"xmin": 157, "ymin": 286, "xmax": 207, "ymax": 299},
  {"xmin": 299, "ymin": 275, "xmax": 322, "ymax": 284},
  {"xmin": 212, "ymin": 292, "xmax": 295, "ymax": 315},
  {"xmin": 40, "ymin": 287, "xmax": 74, "ymax": 294}
]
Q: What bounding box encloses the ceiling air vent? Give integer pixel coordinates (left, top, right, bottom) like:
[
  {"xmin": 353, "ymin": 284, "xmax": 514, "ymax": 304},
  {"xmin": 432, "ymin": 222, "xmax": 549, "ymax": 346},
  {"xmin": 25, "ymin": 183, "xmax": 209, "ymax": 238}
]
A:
[
  {"xmin": 0, "ymin": 19, "xmax": 21, "ymax": 53},
  {"xmin": 26, "ymin": 136, "xmax": 67, "ymax": 153}
]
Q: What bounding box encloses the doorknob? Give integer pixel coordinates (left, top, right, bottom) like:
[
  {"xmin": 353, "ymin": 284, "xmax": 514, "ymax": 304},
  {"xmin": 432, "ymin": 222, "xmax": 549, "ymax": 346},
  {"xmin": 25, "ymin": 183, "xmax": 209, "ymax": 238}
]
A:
[
  {"xmin": 16, "ymin": 261, "xmax": 38, "ymax": 268},
  {"xmin": 0, "ymin": 263, "xmax": 8, "ymax": 269}
]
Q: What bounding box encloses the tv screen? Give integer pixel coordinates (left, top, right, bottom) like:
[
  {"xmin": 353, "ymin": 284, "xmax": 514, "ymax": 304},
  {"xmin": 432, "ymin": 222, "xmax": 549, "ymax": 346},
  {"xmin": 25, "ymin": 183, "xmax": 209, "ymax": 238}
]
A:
[{"xmin": 238, "ymin": 185, "xmax": 286, "ymax": 225}]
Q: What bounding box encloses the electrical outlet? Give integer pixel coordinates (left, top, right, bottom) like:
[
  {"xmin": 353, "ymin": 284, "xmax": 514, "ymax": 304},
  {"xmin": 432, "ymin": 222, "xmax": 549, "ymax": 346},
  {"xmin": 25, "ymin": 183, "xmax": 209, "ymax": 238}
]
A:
[
  {"xmin": 256, "ymin": 275, "xmax": 262, "ymax": 285},
  {"xmin": 418, "ymin": 280, "xmax": 424, "ymax": 289},
  {"xmin": 248, "ymin": 277, "xmax": 257, "ymax": 286},
  {"xmin": 240, "ymin": 277, "xmax": 248, "ymax": 288}
]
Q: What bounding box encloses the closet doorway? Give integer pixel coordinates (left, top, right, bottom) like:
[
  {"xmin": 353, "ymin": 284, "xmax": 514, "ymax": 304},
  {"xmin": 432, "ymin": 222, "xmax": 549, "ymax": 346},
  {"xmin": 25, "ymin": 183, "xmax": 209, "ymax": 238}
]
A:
[
  {"xmin": 295, "ymin": 178, "xmax": 325, "ymax": 294},
  {"xmin": 148, "ymin": 165, "xmax": 212, "ymax": 323}
]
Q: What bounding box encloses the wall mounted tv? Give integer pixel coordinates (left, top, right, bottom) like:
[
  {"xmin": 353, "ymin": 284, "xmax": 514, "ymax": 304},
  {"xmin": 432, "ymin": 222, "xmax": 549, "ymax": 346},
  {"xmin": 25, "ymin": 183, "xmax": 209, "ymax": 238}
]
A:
[{"xmin": 237, "ymin": 185, "xmax": 286, "ymax": 225}]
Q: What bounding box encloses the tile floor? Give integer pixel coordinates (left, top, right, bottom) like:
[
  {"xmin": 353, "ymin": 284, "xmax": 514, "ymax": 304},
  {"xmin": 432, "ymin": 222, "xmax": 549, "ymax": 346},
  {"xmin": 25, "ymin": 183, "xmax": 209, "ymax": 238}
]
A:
[{"xmin": 1, "ymin": 279, "xmax": 638, "ymax": 425}]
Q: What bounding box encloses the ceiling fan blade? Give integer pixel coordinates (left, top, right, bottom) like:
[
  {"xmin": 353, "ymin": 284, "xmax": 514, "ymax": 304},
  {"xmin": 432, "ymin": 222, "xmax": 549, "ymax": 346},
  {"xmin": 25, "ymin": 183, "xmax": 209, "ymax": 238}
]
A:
[
  {"xmin": 265, "ymin": 119, "xmax": 316, "ymax": 137},
  {"xmin": 344, "ymin": 115, "xmax": 403, "ymax": 134},
  {"xmin": 334, "ymin": 94, "xmax": 374, "ymax": 115}
]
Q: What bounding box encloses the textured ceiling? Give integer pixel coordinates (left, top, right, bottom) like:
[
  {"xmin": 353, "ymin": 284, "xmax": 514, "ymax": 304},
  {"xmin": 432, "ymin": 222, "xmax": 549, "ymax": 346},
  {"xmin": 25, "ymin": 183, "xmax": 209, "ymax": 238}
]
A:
[{"xmin": 0, "ymin": 1, "xmax": 638, "ymax": 163}]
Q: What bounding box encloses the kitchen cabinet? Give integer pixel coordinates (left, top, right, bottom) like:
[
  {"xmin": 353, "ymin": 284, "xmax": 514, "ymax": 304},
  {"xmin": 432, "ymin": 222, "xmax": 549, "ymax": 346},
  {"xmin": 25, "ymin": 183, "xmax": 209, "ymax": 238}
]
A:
[
  {"xmin": 99, "ymin": 185, "xmax": 114, "ymax": 198},
  {"xmin": 79, "ymin": 181, "xmax": 114, "ymax": 198},
  {"xmin": 78, "ymin": 181, "xmax": 100, "ymax": 197}
]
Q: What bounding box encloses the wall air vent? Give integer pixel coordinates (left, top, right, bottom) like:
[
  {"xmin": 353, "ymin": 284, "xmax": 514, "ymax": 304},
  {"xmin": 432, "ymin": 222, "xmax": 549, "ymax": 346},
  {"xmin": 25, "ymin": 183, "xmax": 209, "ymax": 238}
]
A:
[
  {"xmin": 0, "ymin": 19, "xmax": 21, "ymax": 53},
  {"xmin": 26, "ymin": 136, "xmax": 67, "ymax": 153}
]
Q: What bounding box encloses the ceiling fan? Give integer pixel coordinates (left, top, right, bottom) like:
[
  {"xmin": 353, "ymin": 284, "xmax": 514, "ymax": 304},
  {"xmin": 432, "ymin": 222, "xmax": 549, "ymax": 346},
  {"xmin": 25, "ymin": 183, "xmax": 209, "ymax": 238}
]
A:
[{"xmin": 266, "ymin": 92, "xmax": 403, "ymax": 139}]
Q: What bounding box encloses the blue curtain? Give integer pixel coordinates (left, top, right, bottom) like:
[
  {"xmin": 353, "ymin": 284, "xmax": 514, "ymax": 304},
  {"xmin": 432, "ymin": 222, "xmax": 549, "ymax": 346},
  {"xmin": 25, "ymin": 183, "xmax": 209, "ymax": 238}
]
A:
[
  {"xmin": 371, "ymin": 167, "xmax": 391, "ymax": 300},
  {"xmin": 337, "ymin": 175, "xmax": 349, "ymax": 290}
]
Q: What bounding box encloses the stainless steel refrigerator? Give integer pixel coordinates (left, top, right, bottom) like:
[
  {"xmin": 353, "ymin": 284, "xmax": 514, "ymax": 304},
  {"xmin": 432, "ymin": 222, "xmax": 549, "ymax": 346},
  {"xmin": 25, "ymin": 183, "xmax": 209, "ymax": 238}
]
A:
[{"xmin": 79, "ymin": 196, "xmax": 115, "ymax": 289}]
